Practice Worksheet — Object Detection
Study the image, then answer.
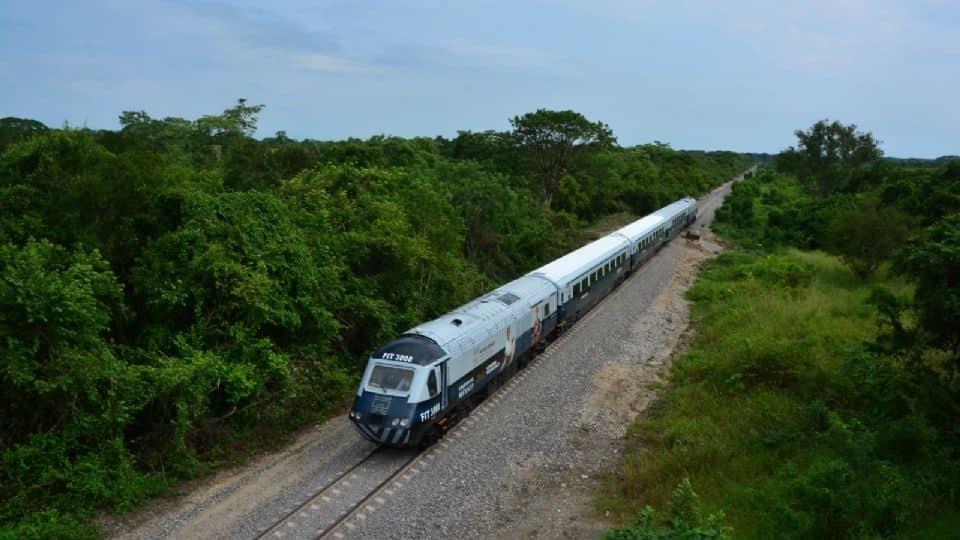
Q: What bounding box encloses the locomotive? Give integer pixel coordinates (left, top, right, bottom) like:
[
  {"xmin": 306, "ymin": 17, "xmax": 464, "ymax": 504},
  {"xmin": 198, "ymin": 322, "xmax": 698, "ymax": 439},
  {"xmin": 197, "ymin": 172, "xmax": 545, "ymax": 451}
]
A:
[{"xmin": 348, "ymin": 197, "xmax": 698, "ymax": 447}]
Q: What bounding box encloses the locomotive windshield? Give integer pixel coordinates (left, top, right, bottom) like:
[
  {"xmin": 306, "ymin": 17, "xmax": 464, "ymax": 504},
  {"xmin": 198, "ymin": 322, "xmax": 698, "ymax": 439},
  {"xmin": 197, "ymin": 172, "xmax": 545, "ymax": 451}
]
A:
[{"xmin": 368, "ymin": 365, "xmax": 415, "ymax": 393}]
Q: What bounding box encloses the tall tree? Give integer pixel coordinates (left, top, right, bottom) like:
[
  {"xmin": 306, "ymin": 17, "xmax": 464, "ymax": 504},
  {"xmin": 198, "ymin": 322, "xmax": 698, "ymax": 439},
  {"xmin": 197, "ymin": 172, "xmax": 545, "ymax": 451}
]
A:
[
  {"xmin": 900, "ymin": 212, "xmax": 960, "ymax": 360},
  {"xmin": 0, "ymin": 117, "xmax": 48, "ymax": 152},
  {"xmin": 510, "ymin": 109, "xmax": 615, "ymax": 206},
  {"xmin": 776, "ymin": 119, "xmax": 882, "ymax": 196}
]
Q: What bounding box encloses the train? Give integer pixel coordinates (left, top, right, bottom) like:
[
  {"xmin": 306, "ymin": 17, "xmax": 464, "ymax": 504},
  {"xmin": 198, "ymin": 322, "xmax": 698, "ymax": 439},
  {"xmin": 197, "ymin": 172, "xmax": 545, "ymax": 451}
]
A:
[{"xmin": 348, "ymin": 196, "xmax": 699, "ymax": 447}]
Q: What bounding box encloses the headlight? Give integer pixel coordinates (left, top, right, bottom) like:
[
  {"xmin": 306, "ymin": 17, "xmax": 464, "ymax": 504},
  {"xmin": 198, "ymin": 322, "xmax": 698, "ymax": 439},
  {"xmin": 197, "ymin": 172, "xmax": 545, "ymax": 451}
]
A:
[
  {"xmin": 391, "ymin": 418, "xmax": 400, "ymax": 427},
  {"xmin": 399, "ymin": 418, "xmax": 410, "ymax": 427}
]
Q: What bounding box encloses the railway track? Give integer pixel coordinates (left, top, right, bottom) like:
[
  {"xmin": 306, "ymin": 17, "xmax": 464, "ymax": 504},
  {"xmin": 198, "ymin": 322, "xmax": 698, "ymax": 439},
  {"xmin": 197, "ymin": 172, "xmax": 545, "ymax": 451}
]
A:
[
  {"xmin": 253, "ymin": 296, "xmax": 603, "ymax": 540},
  {"xmin": 252, "ymin": 179, "xmax": 744, "ymax": 540}
]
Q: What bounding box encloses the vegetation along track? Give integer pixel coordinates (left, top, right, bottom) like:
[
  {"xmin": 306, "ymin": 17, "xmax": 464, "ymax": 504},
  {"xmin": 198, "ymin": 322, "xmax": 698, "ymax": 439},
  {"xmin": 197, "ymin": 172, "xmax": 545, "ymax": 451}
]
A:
[
  {"xmin": 104, "ymin": 177, "xmax": 743, "ymax": 540},
  {"xmin": 253, "ymin": 205, "xmax": 702, "ymax": 540}
]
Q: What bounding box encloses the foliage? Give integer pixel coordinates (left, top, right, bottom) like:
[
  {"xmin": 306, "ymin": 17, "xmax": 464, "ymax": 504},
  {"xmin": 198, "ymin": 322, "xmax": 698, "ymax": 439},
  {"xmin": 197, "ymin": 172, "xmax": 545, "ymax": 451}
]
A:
[
  {"xmin": 899, "ymin": 212, "xmax": 960, "ymax": 359},
  {"xmin": 604, "ymin": 479, "xmax": 731, "ymax": 540},
  {"xmin": 776, "ymin": 119, "xmax": 882, "ymax": 196},
  {"xmin": 0, "ymin": 117, "xmax": 49, "ymax": 153},
  {"xmin": 825, "ymin": 199, "xmax": 912, "ymax": 279},
  {"xmin": 599, "ymin": 250, "xmax": 960, "ymax": 538},
  {"xmin": 0, "ymin": 102, "xmax": 750, "ymax": 536},
  {"xmin": 604, "ymin": 126, "xmax": 960, "ymax": 538},
  {"xmin": 510, "ymin": 109, "xmax": 616, "ymax": 206}
]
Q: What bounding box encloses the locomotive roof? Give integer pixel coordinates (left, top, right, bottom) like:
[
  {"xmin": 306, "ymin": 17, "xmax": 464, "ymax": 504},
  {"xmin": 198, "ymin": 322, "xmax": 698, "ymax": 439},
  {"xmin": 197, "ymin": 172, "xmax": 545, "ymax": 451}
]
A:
[
  {"xmin": 405, "ymin": 275, "xmax": 555, "ymax": 359},
  {"xmin": 527, "ymin": 235, "xmax": 629, "ymax": 287}
]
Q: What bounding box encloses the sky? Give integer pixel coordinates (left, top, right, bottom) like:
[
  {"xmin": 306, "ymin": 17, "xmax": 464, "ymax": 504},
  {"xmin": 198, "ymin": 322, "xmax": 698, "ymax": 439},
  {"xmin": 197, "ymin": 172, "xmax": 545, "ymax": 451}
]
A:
[{"xmin": 1, "ymin": 0, "xmax": 957, "ymax": 158}]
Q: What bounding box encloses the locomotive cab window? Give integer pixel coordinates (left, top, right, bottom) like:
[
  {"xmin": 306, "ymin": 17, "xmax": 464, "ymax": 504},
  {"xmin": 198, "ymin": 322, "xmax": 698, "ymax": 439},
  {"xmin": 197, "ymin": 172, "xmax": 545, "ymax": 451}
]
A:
[
  {"xmin": 368, "ymin": 365, "xmax": 415, "ymax": 393},
  {"xmin": 427, "ymin": 370, "xmax": 438, "ymax": 397},
  {"xmin": 544, "ymin": 303, "xmax": 550, "ymax": 316}
]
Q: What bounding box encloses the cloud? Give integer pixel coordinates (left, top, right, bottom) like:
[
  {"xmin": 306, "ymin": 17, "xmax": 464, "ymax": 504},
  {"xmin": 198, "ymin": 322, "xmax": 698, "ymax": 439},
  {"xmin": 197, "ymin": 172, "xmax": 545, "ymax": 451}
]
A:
[
  {"xmin": 440, "ymin": 38, "xmax": 565, "ymax": 71},
  {"xmin": 290, "ymin": 52, "xmax": 374, "ymax": 73}
]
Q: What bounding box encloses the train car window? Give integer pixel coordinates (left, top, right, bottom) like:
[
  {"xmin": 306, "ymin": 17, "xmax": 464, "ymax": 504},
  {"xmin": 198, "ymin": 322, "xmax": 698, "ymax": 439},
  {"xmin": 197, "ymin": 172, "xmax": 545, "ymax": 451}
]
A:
[
  {"xmin": 427, "ymin": 370, "xmax": 438, "ymax": 397},
  {"xmin": 544, "ymin": 303, "xmax": 550, "ymax": 316},
  {"xmin": 581, "ymin": 278, "xmax": 588, "ymax": 291}
]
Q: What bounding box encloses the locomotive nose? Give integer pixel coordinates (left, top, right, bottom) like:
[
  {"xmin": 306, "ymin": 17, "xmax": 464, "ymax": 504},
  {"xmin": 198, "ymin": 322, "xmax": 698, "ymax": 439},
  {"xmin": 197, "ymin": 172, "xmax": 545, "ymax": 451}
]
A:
[{"xmin": 350, "ymin": 412, "xmax": 413, "ymax": 446}]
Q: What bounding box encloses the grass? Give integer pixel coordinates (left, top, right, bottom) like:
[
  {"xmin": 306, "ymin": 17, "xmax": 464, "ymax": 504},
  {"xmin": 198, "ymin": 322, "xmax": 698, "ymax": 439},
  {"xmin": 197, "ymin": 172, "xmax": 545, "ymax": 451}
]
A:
[{"xmin": 596, "ymin": 248, "xmax": 957, "ymax": 538}]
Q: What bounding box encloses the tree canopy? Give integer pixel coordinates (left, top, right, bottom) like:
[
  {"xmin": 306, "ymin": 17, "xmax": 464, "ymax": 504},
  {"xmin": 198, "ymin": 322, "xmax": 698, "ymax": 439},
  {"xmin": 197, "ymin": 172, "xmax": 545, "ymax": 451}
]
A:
[
  {"xmin": 776, "ymin": 119, "xmax": 882, "ymax": 196},
  {"xmin": 510, "ymin": 109, "xmax": 616, "ymax": 206},
  {"xmin": 0, "ymin": 101, "xmax": 750, "ymax": 537}
]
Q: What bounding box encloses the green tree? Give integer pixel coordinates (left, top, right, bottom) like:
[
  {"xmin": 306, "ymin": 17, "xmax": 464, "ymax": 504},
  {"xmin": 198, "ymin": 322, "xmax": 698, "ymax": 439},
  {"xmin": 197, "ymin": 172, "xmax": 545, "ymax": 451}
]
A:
[
  {"xmin": 510, "ymin": 109, "xmax": 615, "ymax": 206},
  {"xmin": 900, "ymin": 213, "xmax": 960, "ymax": 359},
  {"xmin": 195, "ymin": 98, "xmax": 265, "ymax": 139},
  {"xmin": 0, "ymin": 117, "xmax": 48, "ymax": 152},
  {"xmin": 777, "ymin": 120, "xmax": 882, "ymax": 196},
  {"xmin": 0, "ymin": 240, "xmax": 124, "ymax": 445},
  {"xmin": 826, "ymin": 200, "xmax": 912, "ymax": 279}
]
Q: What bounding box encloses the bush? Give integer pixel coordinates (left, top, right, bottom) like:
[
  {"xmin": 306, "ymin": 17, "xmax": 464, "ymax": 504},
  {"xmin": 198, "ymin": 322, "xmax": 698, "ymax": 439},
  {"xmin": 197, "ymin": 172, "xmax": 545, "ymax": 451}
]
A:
[
  {"xmin": 601, "ymin": 249, "xmax": 960, "ymax": 538},
  {"xmin": 604, "ymin": 479, "xmax": 731, "ymax": 540}
]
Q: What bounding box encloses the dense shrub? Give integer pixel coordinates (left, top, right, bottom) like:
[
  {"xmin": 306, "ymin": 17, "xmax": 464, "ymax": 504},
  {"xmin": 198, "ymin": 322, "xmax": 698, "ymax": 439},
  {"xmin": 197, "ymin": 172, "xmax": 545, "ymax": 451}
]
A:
[
  {"xmin": 0, "ymin": 103, "xmax": 750, "ymax": 535},
  {"xmin": 599, "ymin": 250, "xmax": 960, "ymax": 538},
  {"xmin": 603, "ymin": 134, "xmax": 960, "ymax": 537}
]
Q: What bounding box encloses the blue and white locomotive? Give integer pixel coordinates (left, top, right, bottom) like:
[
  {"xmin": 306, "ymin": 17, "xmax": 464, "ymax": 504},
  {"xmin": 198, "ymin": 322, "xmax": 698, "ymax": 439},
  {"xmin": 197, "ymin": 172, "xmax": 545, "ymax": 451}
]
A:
[{"xmin": 349, "ymin": 197, "xmax": 698, "ymax": 447}]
